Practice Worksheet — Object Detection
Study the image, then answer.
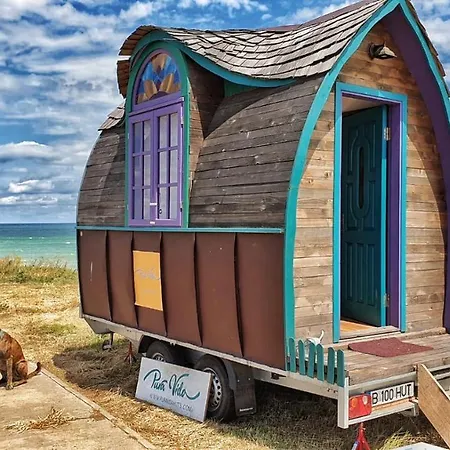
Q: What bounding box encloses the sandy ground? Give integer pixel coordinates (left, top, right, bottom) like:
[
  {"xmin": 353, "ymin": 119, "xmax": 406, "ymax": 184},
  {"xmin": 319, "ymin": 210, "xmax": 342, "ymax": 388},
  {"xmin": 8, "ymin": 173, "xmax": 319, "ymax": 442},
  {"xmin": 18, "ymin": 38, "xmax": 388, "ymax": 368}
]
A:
[
  {"xmin": 0, "ymin": 280, "xmax": 446, "ymax": 450},
  {"xmin": 0, "ymin": 369, "xmax": 154, "ymax": 450}
]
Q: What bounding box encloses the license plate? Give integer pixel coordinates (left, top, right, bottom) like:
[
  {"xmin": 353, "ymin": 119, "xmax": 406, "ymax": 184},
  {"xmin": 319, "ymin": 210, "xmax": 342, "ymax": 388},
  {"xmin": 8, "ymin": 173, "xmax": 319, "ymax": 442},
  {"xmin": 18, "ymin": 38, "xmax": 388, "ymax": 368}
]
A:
[{"xmin": 370, "ymin": 382, "xmax": 414, "ymax": 407}]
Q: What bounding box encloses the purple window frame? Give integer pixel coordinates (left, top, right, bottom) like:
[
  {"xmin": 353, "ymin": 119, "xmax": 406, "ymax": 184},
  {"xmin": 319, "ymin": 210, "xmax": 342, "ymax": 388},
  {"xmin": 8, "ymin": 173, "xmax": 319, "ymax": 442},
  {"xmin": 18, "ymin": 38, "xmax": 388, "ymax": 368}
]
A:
[{"xmin": 129, "ymin": 100, "xmax": 183, "ymax": 227}]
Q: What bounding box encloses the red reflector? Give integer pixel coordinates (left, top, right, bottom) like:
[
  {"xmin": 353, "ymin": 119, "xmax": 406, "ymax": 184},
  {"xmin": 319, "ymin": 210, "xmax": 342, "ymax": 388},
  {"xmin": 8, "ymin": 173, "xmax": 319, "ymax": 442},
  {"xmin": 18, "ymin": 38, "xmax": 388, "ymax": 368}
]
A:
[{"xmin": 349, "ymin": 394, "xmax": 372, "ymax": 420}]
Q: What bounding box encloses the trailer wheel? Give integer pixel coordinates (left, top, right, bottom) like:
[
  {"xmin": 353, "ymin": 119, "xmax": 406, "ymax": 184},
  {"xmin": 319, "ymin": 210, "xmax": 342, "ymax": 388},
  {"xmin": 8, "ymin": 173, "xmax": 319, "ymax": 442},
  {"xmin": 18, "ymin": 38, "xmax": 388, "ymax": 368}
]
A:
[
  {"xmin": 194, "ymin": 355, "xmax": 235, "ymax": 422},
  {"xmin": 146, "ymin": 341, "xmax": 183, "ymax": 365}
]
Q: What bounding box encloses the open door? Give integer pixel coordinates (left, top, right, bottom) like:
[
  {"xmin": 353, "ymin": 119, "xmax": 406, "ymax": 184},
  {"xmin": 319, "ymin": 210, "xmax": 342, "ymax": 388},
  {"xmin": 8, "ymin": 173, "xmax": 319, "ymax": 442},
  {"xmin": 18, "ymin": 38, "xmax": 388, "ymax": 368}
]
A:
[{"xmin": 341, "ymin": 106, "xmax": 387, "ymax": 327}]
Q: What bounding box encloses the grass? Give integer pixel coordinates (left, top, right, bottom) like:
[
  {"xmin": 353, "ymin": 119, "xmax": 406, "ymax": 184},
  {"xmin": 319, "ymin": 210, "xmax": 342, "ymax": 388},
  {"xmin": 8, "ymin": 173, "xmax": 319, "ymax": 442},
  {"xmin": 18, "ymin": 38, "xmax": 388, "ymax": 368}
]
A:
[
  {"xmin": 0, "ymin": 259, "xmax": 446, "ymax": 449},
  {"xmin": 0, "ymin": 256, "xmax": 77, "ymax": 284},
  {"xmin": 6, "ymin": 407, "xmax": 75, "ymax": 433}
]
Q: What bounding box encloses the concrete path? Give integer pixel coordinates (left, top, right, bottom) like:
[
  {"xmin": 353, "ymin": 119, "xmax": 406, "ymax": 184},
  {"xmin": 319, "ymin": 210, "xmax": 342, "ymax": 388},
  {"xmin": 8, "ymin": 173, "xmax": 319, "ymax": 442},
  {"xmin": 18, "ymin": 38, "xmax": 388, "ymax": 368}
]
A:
[{"xmin": 0, "ymin": 369, "xmax": 155, "ymax": 450}]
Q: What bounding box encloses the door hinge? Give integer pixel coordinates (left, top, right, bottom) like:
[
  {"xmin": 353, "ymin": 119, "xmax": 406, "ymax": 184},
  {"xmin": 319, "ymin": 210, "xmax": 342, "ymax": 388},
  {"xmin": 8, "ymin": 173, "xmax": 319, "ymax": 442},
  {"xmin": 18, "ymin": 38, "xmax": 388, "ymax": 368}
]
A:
[
  {"xmin": 384, "ymin": 293, "xmax": 390, "ymax": 307},
  {"xmin": 384, "ymin": 127, "xmax": 391, "ymax": 141}
]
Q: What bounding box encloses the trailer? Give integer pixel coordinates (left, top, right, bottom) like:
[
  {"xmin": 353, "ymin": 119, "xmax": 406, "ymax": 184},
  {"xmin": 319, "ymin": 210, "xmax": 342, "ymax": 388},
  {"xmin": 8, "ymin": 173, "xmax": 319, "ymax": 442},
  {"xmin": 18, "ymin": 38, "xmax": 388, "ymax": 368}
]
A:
[{"xmin": 76, "ymin": 0, "xmax": 450, "ymax": 437}]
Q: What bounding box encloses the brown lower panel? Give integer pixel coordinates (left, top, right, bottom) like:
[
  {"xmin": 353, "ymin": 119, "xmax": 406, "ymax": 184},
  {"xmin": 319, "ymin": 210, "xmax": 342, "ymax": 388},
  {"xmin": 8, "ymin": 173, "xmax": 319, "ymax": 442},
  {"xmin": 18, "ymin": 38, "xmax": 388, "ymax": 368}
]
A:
[
  {"xmin": 237, "ymin": 234, "xmax": 285, "ymax": 369},
  {"xmin": 133, "ymin": 232, "xmax": 166, "ymax": 336},
  {"xmin": 196, "ymin": 233, "xmax": 242, "ymax": 356},
  {"xmin": 107, "ymin": 231, "xmax": 137, "ymax": 328},
  {"xmin": 78, "ymin": 230, "xmax": 111, "ymax": 321},
  {"xmin": 162, "ymin": 233, "xmax": 201, "ymax": 346}
]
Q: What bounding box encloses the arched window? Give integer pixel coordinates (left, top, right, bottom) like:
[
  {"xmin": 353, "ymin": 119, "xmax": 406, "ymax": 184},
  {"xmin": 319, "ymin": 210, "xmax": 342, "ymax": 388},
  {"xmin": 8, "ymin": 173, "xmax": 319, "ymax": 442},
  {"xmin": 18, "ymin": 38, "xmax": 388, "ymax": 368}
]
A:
[
  {"xmin": 129, "ymin": 51, "xmax": 183, "ymax": 227},
  {"xmin": 135, "ymin": 52, "xmax": 181, "ymax": 105}
]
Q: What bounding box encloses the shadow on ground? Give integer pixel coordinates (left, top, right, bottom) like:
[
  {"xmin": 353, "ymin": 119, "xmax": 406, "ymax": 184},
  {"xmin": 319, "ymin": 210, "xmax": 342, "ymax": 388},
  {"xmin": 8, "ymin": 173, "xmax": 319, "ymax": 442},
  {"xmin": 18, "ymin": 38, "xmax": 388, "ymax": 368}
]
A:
[{"xmin": 52, "ymin": 340, "xmax": 444, "ymax": 450}]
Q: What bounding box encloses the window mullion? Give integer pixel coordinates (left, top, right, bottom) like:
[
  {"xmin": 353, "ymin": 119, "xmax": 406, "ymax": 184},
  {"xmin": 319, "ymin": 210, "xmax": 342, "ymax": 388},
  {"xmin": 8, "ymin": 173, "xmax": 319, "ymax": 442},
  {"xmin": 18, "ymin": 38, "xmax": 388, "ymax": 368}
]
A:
[{"xmin": 151, "ymin": 110, "xmax": 158, "ymax": 222}]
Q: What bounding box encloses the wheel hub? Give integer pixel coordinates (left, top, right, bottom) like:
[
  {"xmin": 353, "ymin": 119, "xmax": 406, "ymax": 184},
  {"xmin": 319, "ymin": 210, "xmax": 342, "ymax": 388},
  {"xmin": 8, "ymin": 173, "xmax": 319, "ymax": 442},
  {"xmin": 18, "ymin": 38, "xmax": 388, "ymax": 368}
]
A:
[
  {"xmin": 151, "ymin": 352, "xmax": 165, "ymax": 361},
  {"xmin": 204, "ymin": 368, "xmax": 222, "ymax": 411}
]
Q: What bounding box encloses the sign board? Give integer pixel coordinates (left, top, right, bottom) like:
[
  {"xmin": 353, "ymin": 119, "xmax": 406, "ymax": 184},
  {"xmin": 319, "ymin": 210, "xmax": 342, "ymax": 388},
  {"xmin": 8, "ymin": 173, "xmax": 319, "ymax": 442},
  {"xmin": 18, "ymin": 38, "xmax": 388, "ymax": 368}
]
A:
[
  {"xmin": 135, "ymin": 357, "xmax": 212, "ymax": 422},
  {"xmin": 133, "ymin": 251, "xmax": 163, "ymax": 311},
  {"xmin": 394, "ymin": 445, "xmax": 447, "ymax": 450}
]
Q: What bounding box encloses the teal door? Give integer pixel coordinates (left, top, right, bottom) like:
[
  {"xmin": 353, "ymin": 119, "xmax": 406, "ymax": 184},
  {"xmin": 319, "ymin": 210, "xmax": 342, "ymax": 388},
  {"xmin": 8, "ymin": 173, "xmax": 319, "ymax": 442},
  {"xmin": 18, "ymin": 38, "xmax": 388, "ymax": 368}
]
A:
[{"xmin": 341, "ymin": 106, "xmax": 387, "ymax": 327}]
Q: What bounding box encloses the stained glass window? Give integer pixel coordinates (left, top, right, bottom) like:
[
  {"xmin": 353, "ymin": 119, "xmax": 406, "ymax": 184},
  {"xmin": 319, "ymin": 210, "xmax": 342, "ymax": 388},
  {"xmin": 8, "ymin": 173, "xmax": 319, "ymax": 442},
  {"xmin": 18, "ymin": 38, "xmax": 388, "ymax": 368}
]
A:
[{"xmin": 135, "ymin": 52, "xmax": 181, "ymax": 104}]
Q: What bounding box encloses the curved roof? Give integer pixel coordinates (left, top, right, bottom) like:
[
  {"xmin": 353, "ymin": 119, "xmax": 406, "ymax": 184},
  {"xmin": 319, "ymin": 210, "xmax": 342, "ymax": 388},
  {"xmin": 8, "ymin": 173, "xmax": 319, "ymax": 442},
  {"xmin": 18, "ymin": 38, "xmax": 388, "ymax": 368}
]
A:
[
  {"xmin": 116, "ymin": 0, "xmax": 446, "ymax": 97},
  {"xmin": 190, "ymin": 79, "xmax": 322, "ymax": 227}
]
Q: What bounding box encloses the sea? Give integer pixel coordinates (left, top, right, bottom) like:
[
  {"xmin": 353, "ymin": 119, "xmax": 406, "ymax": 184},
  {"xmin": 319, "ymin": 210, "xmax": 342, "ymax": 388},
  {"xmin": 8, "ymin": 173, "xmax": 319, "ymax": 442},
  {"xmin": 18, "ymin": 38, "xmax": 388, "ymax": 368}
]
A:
[{"xmin": 0, "ymin": 223, "xmax": 77, "ymax": 269}]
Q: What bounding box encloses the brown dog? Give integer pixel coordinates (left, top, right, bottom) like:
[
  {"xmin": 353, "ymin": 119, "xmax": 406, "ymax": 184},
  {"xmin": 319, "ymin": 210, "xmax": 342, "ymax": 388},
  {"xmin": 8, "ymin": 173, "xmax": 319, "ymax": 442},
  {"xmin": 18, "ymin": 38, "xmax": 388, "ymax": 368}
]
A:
[{"xmin": 0, "ymin": 330, "xmax": 41, "ymax": 390}]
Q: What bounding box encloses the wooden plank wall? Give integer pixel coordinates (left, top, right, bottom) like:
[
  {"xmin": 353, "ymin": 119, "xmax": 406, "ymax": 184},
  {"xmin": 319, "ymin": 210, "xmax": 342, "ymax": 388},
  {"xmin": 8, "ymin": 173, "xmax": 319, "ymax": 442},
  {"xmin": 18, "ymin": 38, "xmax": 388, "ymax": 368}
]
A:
[
  {"xmin": 294, "ymin": 94, "xmax": 335, "ymax": 343},
  {"xmin": 189, "ymin": 79, "xmax": 323, "ymax": 227},
  {"xmin": 294, "ymin": 22, "xmax": 447, "ymax": 342},
  {"xmin": 77, "ymin": 127, "xmax": 126, "ymax": 226},
  {"xmin": 187, "ymin": 57, "xmax": 223, "ymax": 190}
]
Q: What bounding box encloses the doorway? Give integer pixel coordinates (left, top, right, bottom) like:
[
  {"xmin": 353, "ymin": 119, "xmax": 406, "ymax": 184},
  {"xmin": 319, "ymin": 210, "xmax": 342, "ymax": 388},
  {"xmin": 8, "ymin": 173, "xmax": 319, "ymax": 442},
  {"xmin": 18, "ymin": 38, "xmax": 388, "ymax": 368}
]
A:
[
  {"xmin": 341, "ymin": 106, "xmax": 387, "ymax": 328},
  {"xmin": 333, "ymin": 82, "xmax": 408, "ymax": 343}
]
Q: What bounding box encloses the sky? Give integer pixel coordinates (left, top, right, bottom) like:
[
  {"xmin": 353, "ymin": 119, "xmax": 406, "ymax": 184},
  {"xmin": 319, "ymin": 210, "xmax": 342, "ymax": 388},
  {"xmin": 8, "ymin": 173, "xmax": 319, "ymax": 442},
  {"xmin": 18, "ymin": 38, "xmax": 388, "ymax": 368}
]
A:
[{"xmin": 0, "ymin": 0, "xmax": 449, "ymax": 223}]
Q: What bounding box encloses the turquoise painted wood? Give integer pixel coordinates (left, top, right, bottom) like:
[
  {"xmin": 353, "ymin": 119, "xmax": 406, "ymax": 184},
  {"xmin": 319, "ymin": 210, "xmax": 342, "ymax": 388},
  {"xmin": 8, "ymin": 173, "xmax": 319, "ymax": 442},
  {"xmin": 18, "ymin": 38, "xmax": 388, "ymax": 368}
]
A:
[
  {"xmin": 131, "ymin": 31, "xmax": 292, "ymax": 89},
  {"xmin": 298, "ymin": 341, "xmax": 306, "ymax": 375},
  {"xmin": 333, "ymin": 82, "xmax": 408, "ymax": 342},
  {"xmin": 341, "ymin": 106, "xmax": 387, "ymax": 327},
  {"xmin": 327, "ymin": 348, "xmax": 336, "ymax": 384},
  {"xmin": 337, "ymin": 350, "xmax": 345, "ymax": 387},
  {"xmin": 288, "ymin": 337, "xmax": 296, "ymax": 372},
  {"xmin": 316, "ymin": 345, "xmax": 325, "ymax": 381},
  {"xmin": 76, "ymin": 225, "xmax": 283, "ymax": 234},
  {"xmin": 307, "ymin": 343, "xmax": 316, "ymax": 378},
  {"xmin": 283, "ymin": 0, "xmax": 402, "ymax": 361}
]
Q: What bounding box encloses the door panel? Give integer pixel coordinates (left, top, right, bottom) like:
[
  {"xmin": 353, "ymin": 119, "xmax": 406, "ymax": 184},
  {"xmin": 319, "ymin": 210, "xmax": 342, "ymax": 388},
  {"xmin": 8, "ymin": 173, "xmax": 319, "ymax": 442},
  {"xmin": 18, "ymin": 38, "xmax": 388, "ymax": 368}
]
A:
[{"xmin": 341, "ymin": 106, "xmax": 387, "ymax": 326}]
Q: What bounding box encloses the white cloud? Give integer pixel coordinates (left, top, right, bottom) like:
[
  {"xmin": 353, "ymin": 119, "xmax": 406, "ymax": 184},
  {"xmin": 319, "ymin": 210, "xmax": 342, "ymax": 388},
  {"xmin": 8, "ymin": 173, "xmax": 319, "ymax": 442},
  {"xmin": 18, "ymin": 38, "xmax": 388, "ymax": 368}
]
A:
[
  {"xmin": 119, "ymin": 1, "xmax": 161, "ymax": 21},
  {"xmin": 0, "ymin": 0, "xmax": 49, "ymax": 20},
  {"xmin": 422, "ymin": 18, "xmax": 450, "ymax": 55},
  {"xmin": 278, "ymin": 1, "xmax": 354, "ymax": 24},
  {"xmin": 8, "ymin": 179, "xmax": 54, "ymax": 194},
  {"xmin": 180, "ymin": 0, "xmax": 268, "ymax": 11},
  {"xmin": 0, "ymin": 194, "xmax": 58, "ymax": 206},
  {"xmin": 0, "ymin": 142, "xmax": 56, "ymax": 160}
]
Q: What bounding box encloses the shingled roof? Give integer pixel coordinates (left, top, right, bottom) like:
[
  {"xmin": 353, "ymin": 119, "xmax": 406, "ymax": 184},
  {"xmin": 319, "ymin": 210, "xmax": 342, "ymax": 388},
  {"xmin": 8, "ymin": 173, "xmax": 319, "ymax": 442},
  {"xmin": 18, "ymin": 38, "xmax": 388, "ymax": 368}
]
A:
[
  {"xmin": 117, "ymin": 0, "xmax": 385, "ymax": 95},
  {"xmin": 116, "ymin": 0, "xmax": 446, "ymax": 97}
]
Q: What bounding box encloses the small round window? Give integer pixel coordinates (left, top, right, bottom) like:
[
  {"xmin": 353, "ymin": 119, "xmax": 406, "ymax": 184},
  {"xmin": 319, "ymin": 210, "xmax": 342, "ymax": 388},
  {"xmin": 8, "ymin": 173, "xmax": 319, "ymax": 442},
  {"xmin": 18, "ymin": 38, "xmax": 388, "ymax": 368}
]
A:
[{"xmin": 135, "ymin": 52, "xmax": 181, "ymax": 105}]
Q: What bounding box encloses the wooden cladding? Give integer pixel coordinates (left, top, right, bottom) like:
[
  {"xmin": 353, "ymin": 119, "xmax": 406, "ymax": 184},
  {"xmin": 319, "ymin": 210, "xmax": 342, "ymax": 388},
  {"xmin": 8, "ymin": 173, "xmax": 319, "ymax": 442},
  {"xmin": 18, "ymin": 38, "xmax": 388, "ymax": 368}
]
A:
[
  {"xmin": 189, "ymin": 78, "xmax": 322, "ymax": 228},
  {"xmin": 78, "ymin": 230, "xmax": 285, "ymax": 369},
  {"xmin": 294, "ymin": 22, "xmax": 447, "ymax": 341},
  {"xmin": 77, "ymin": 127, "xmax": 126, "ymax": 227}
]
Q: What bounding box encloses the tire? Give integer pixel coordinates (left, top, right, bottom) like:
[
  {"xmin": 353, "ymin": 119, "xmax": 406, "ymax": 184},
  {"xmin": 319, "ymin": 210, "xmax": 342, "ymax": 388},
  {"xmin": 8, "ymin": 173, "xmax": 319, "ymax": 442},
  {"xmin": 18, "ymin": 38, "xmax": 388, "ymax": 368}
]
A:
[
  {"xmin": 194, "ymin": 355, "xmax": 235, "ymax": 422},
  {"xmin": 145, "ymin": 341, "xmax": 184, "ymax": 365}
]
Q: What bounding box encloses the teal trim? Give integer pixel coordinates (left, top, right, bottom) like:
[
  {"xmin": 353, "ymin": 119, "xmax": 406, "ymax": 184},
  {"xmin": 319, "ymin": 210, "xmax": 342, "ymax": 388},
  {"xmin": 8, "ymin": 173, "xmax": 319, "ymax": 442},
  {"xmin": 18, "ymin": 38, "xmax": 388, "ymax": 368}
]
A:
[
  {"xmin": 335, "ymin": 82, "xmax": 409, "ymax": 103},
  {"xmin": 327, "ymin": 348, "xmax": 336, "ymax": 384},
  {"xmin": 333, "ymin": 82, "xmax": 408, "ymax": 341},
  {"xmin": 288, "ymin": 337, "xmax": 296, "ymax": 372},
  {"xmin": 284, "ymin": 0, "xmax": 409, "ymax": 360},
  {"xmin": 333, "ymin": 86, "xmax": 343, "ymax": 343},
  {"xmin": 316, "ymin": 345, "xmax": 325, "ymax": 381},
  {"xmin": 336, "ymin": 350, "xmax": 345, "ymax": 387},
  {"xmin": 76, "ymin": 225, "xmax": 284, "ymax": 234},
  {"xmin": 307, "ymin": 343, "xmax": 316, "ymax": 378},
  {"xmin": 224, "ymin": 80, "xmax": 255, "ymax": 97},
  {"xmin": 298, "ymin": 341, "xmax": 306, "ymax": 375},
  {"xmin": 399, "ymin": 0, "xmax": 450, "ymax": 121},
  {"xmin": 131, "ymin": 32, "xmax": 293, "ymax": 88},
  {"xmin": 380, "ymin": 105, "xmax": 388, "ymax": 327},
  {"xmin": 125, "ymin": 43, "xmax": 190, "ymax": 228}
]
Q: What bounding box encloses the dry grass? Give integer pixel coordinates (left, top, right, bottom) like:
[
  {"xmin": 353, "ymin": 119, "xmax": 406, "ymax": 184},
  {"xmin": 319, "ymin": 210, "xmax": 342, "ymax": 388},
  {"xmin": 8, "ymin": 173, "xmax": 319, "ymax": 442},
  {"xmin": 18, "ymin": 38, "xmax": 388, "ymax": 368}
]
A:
[
  {"xmin": 0, "ymin": 257, "xmax": 77, "ymax": 284},
  {"xmin": 6, "ymin": 407, "xmax": 74, "ymax": 433},
  {"xmin": 0, "ymin": 262, "xmax": 446, "ymax": 449}
]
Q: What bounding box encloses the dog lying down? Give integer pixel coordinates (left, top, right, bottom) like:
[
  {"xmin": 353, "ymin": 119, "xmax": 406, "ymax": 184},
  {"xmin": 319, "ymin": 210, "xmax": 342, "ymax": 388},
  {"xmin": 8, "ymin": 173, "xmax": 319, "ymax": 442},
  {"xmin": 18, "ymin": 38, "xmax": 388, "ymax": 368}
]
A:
[{"xmin": 0, "ymin": 329, "xmax": 41, "ymax": 390}]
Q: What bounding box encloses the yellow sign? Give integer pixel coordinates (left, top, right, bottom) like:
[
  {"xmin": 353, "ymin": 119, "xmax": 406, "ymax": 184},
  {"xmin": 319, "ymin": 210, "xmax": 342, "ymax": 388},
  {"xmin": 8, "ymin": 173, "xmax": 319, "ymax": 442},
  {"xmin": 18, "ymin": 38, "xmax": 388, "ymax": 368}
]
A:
[{"xmin": 133, "ymin": 251, "xmax": 163, "ymax": 311}]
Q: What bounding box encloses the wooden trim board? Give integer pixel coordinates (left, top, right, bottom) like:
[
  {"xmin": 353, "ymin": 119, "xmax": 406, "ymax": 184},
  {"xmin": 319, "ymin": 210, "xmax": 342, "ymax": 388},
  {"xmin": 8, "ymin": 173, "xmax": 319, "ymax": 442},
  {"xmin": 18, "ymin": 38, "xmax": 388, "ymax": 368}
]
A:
[{"xmin": 417, "ymin": 364, "xmax": 450, "ymax": 447}]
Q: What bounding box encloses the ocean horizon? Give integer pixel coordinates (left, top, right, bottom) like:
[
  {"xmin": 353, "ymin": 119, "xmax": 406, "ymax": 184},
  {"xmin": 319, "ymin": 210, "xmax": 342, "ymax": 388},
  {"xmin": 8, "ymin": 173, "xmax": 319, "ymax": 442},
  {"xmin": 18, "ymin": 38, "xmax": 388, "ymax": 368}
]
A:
[{"xmin": 0, "ymin": 223, "xmax": 77, "ymax": 268}]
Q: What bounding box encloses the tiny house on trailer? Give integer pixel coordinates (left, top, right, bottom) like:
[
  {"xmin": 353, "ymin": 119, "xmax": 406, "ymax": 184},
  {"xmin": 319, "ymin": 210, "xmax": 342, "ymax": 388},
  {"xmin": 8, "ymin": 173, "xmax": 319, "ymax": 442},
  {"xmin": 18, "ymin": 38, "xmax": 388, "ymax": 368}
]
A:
[{"xmin": 77, "ymin": 0, "xmax": 450, "ymax": 432}]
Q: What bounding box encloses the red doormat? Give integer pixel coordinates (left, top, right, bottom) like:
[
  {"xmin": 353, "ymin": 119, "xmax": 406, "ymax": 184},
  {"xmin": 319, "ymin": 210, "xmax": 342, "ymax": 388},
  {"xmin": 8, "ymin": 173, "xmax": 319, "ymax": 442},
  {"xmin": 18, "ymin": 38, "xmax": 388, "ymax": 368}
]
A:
[{"xmin": 348, "ymin": 337, "xmax": 433, "ymax": 357}]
